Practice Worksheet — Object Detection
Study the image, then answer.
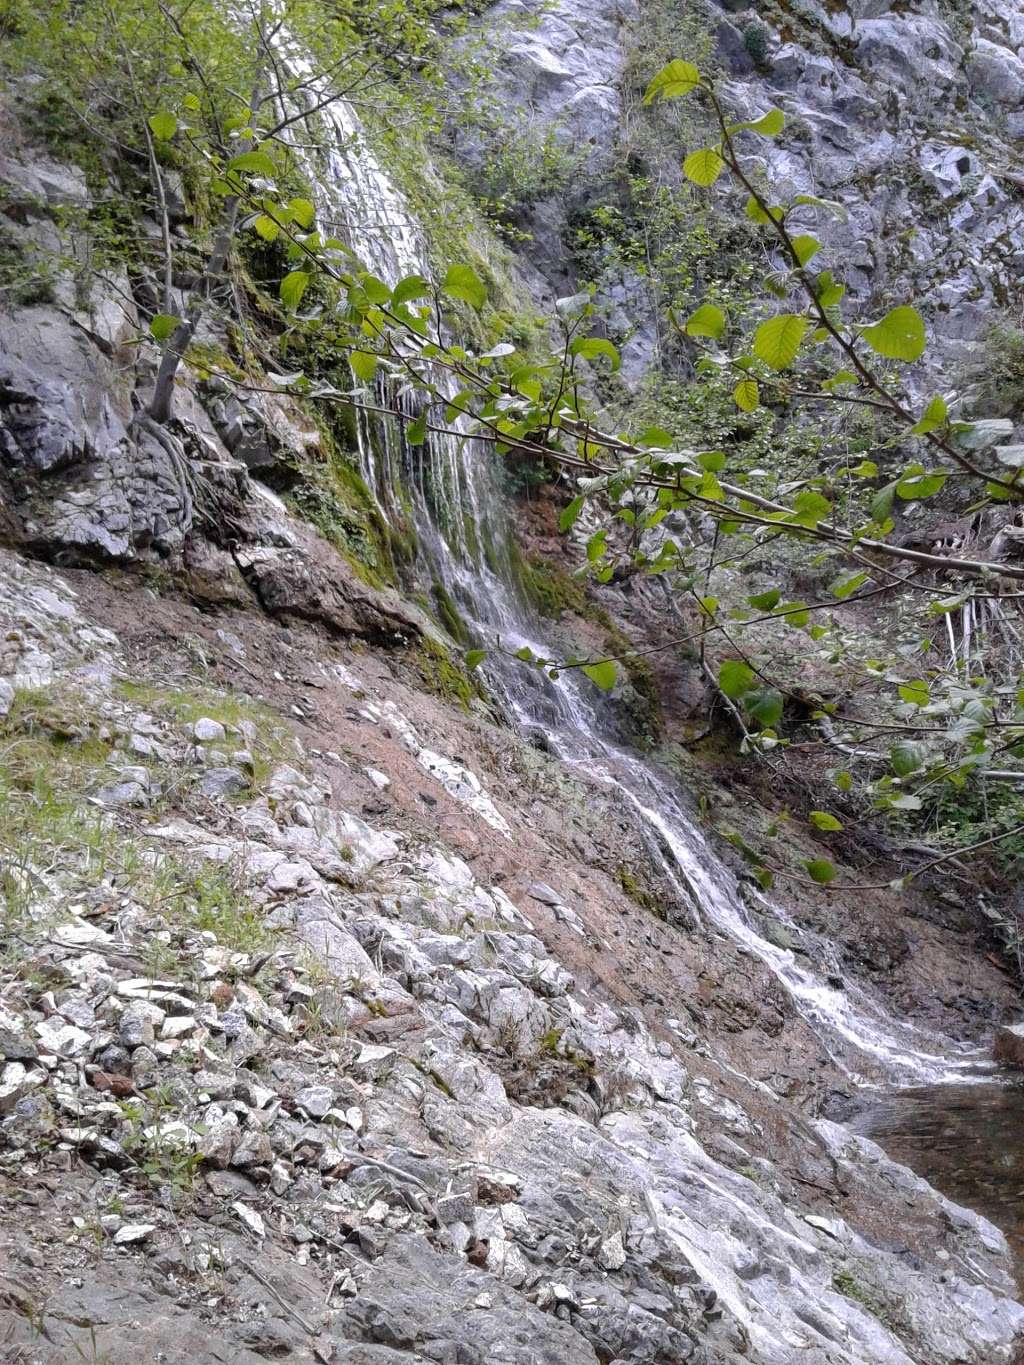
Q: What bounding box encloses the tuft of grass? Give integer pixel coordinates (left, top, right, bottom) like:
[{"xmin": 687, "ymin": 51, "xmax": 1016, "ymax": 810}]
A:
[
  {"xmin": 155, "ymin": 854, "xmax": 275, "ymax": 954},
  {"xmin": 113, "ymin": 679, "xmax": 299, "ymax": 787}
]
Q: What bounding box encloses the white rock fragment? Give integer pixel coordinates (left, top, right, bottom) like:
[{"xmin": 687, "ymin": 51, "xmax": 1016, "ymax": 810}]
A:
[
  {"xmin": 34, "ymin": 1020, "xmax": 91, "ymax": 1056},
  {"xmin": 597, "ymin": 1231, "xmax": 627, "ymax": 1271},
  {"xmin": 113, "ymin": 1223, "xmax": 156, "ymax": 1245},
  {"xmin": 232, "ymin": 1202, "xmax": 266, "ymax": 1238},
  {"xmin": 295, "ymin": 1084, "xmax": 334, "ymax": 1118}
]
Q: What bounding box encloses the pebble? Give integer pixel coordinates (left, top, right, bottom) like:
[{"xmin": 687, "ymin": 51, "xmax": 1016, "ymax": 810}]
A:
[
  {"xmin": 119, "ymin": 1001, "xmax": 165, "ymax": 1048},
  {"xmin": 200, "ymin": 767, "xmax": 248, "ymax": 799}
]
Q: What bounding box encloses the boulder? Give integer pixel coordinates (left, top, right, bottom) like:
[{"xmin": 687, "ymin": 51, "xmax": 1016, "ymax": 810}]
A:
[{"xmin": 993, "ymin": 1023, "xmax": 1024, "ymax": 1068}]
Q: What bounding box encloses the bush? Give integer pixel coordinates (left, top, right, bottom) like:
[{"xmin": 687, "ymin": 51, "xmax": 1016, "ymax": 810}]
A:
[{"xmin": 742, "ymin": 24, "xmax": 770, "ymax": 68}]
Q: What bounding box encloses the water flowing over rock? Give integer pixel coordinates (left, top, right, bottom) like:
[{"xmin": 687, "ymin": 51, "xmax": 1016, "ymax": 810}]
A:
[{"xmin": 3, "ymin": 5, "xmax": 1024, "ymax": 1362}]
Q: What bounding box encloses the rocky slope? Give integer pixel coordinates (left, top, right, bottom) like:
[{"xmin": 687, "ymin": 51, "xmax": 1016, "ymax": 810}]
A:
[{"xmin": 1, "ymin": 535, "xmax": 1023, "ymax": 1365}]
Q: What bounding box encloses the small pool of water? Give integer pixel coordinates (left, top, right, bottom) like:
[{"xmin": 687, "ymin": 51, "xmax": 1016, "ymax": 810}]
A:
[{"xmin": 852, "ymin": 1080, "xmax": 1024, "ymax": 1285}]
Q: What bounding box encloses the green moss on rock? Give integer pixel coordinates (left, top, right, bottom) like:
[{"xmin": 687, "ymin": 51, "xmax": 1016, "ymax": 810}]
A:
[{"xmin": 415, "ymin": 637, "xmax": 482, "ymax": 710}]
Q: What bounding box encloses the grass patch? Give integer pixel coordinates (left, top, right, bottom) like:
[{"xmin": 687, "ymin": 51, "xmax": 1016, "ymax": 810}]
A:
[
  {"xmin": 0, "ymin": 686, "xmax": 118, "ymax": 935},
  {"xmin": 113, "ymin": 679, "xmax": 298, "ymax": 788},
  {"xmin": 138, "ymin": 852, "xmax": 276, "ymax": 964},
  {"xmin": 0, "ymin": 682, "xmax": 281, "ymax": 965}
]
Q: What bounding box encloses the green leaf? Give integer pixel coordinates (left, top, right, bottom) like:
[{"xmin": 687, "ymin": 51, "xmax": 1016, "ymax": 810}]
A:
[
  {"xmin": 559, "ymin": 495, "xmax": 585, "ymax": 532},
  {"xmin": 638, "ymin": 425, "xmax": 673, "ymax": 448},
  {"xmin": 683, "ymin": 147, "xmax": 725, "ymax": 187},
  {"xmin": 643, "ymin": 59, "xmax": 701, "ymax": 103},
  {"xmin": 911, "ymin": 395, "xmax": 948, "ymax": 435},
  {"xmin": 870, "ymin": 479, "xmax": 898, "ymax": 523},
  {"xmin": 407, "ymin": 413, "xmax": 427, "ymax": 445},
  {"xmin": 684, "ymin": 303, "xmax": 726, "ymax": 340},
  {"xmin": 898, "ymin": 679, "xmax": 930, "ymax": 707},
  {"xmin": 149, "ymin": 313, "xmax": 180, "ymax": 342},
  {"xmin": 895, "ymin": 468, "xmax": 946, "ymax": 500},
  {"xmin": 809, "ymin": 810, "xmax": 843, "ymax": 831},
  {"xmin": 830, "ymin": 571, "xmax": 868, "ymax": 599},
  {"xmin": 740, "ymin": 108, "xmax": 785, "ymax": 136},
  {"xmin": 861, "ymin": 305, "xmax": 926, "ymax": 363},
  {"xmin": 698, "ymin": 450, "xmax": 726, "ymax": 473},
  {"xmin": 357, "ymin": 273, "xmax": 392, "ymax": 306},
  {"xmin": 805, "ymin": 858, "xmax": 838, "ymax": 884},
  {"xmin": 279, "ymin": 270, "xmax": 310, "ymax": 310},
  {"xmin": 349, "ymin": 350, "xmax": 378, "ymax": 382},
  {"xmin": 753, "ymin": 314, "xmax": 808, "ymax": 370},
  {"xmin": 228, "ymin": 148, "xmax": 277, "ymax": 178},
  {"xmin": 815, "ymin": 271, "xmax": 846, "ymax": 307},
  {"xmin": 891, "ymin": 741, "xmax": 925, "ymax": 776},
  {"xmin": 792, "ymin": 489, "xmax": 832, "ymax": 523},
  {"xmin": 515, "ymin": 646, "xmax": 534, "ymax": 662},
  {"xmin": 748, "ymin": 589, "xmax": 781, "ymax": 611},
  {"xmin": 733, "ymin": 378, "xmax": 760, "ymax": 411},
  {"xmin": 571, "ymin": 336, "xmax": 620, "ymax": 371},
  {"xmin": 836, "ymin": 770, "xmax": 853, "ymax": 792},
  {"xmin": 583, "ymin": 659, "xmax": 617, "ymax": 690},
  {"xmin": 253, "ymin": 214, "xmax": 280, "ymax": 241},
  {"xmin": 289, "ymin": 197, "xmax": 315, "ymax": 228},
  {"xmin": 719, "ymin": 659, "xmax": 755, "ymax": 698},
  {"xmin": 148, "ymin": 111, "xmax": 177, "ymax": 141},
  {"xmin": 823, "ymin": 369, "xmax": 858, "ymax": 390},
  {"xmin": 776, "ymin": 601, "xmax": 810, "ymax": 627},
  {"xmin": 393, "ymin": 273, "xmax": 431, "ymax": 306},
  {"xmin": 746, "ymin": 196, "xmax": 786, "ymax": 225},
  {"xmin": 790, "ymin": 235, "xmax": 822, "ymax": 266},
  {"xmin": 442, "ymin": 264, "xmax": 487, "ymax": 309},
  {"xmin": 465, "ymin": 649, "xmax": 487, "ymax": 670},
  {"xmin": 746, "ymin": 687, "xmax": 784, "ymax": 728}
]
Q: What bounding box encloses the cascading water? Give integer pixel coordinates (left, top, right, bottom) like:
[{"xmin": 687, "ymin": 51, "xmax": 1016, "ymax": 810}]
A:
[{"xmin": 288, "ymin": 85, "xmax": 991, "ymax": 1090}]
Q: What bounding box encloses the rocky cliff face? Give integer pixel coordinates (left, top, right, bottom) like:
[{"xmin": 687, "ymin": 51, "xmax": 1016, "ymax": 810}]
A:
[
  {"xmin": 3, "ymin": 3, "xmax": 1024, "ymax": 1362},
  {"xmin": 471, "ymin": 0, "xmax": 1024, "ymax": 387}
]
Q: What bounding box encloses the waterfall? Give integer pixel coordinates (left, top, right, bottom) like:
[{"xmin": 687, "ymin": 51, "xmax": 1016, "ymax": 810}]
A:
[{"xmin": 291, "ymin": 88, "xmax": 985, "ymax": 1089}]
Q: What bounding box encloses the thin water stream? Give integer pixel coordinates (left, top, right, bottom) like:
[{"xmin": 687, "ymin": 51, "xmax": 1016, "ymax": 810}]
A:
[{"xmin": 285, "ymin": 73, "xmax": 1022, "ymax": 1286}]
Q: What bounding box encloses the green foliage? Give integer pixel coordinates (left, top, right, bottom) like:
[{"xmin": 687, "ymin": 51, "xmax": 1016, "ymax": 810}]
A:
[
  {"xmin": 0, "ymin": 218, "xmax": 58, "ymax": 306},
  {"xmin": 741, "ymin": 24, "xmax": 770, "ymax": 68}
]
